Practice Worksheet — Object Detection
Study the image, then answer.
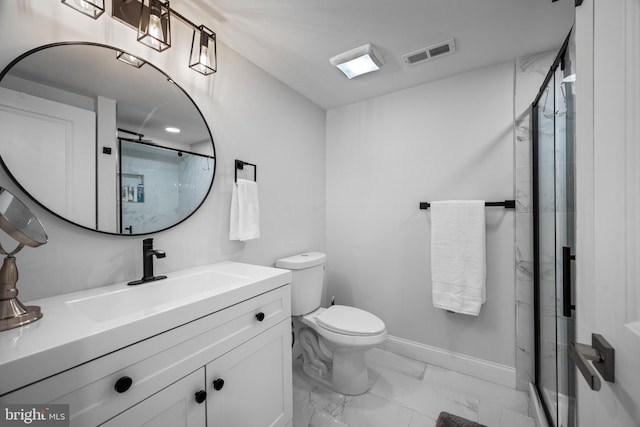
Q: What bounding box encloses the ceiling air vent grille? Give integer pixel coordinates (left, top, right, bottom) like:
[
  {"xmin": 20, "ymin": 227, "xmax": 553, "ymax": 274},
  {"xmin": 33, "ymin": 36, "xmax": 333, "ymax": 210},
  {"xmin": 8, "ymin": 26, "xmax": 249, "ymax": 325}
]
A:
[
  {"xmin": 406, "ymin": 50, "xmax": 429, "ymax": 64},
  {"xmin": 402, "ymin": 39, "xmax": 456, "ymax": 66}
]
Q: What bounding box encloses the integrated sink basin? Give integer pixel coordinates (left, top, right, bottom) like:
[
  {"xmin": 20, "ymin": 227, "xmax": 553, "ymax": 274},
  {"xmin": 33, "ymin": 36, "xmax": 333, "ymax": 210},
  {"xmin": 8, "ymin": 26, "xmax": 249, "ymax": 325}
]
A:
[
  {"xmin": 66, "ymin": 268, "xmax": 249, "ymax": 323},
  {"xmin": 0, "ymin": 261, "xmax": 292, "ymax": 396}
]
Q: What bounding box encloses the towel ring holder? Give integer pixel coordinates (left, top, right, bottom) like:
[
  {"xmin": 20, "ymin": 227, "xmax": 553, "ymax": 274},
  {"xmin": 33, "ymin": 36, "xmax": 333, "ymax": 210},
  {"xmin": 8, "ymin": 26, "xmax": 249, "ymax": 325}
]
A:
[{"xmin": 235, "ymin": 159, "xmax": 257, "ymax": 183}]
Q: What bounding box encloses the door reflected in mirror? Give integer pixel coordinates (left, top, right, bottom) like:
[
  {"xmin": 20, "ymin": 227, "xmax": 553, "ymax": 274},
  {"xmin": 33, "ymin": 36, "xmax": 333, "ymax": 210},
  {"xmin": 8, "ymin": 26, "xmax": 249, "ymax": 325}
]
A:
[{"xmin": 0, "ymin": 42, "xmax": 216, "ymax": 235}]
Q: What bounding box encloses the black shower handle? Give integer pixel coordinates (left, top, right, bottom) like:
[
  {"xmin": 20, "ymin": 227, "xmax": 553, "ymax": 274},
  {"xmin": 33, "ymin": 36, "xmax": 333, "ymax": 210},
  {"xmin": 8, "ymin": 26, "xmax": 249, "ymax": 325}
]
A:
[{"xmin": 562, "ymin": 246, "xmax": 576, "ymax": 317}]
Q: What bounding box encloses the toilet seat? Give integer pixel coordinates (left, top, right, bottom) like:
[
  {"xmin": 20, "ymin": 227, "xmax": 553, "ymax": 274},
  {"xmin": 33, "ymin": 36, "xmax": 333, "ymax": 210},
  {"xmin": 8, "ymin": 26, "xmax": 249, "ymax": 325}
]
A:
[{"xmin": 315, "ymin": 305, "xmax": 385, "ymax": 336}]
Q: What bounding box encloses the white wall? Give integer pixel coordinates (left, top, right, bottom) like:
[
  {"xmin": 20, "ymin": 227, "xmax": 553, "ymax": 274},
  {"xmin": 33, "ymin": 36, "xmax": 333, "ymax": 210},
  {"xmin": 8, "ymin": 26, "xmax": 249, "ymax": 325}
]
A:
[
  {"xmin": 326, "ymin": 62, "xmax": 516, "ymax": 367},
  {"xmin": 0, "ymin": 0, "xmax": 326, "ymax": 301}
]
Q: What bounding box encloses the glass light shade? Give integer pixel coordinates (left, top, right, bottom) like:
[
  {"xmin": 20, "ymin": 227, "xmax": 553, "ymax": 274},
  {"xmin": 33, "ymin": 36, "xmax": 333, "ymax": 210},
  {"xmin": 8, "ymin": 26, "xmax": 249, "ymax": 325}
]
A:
[
  {"xmin": 189, "ymin": 25, "xmax": 217, "ymax": 75},
  {"xmin": 137, "ymin": 0, "xmax": 171, "ymax": 52},
  {"xmin": 116, "ymin": 51, "xmax": 145, "ymax": 68},
  {"xmin": 329, "ymin": 43, "xmax": 384, "ymax": 79},
  {"xmin": 336, "ymin": 55, "xmax": 380, "ymax": 79},
  {"xmin": 61, "ymin": 0, "xmax": 105, "ymax": 19}
]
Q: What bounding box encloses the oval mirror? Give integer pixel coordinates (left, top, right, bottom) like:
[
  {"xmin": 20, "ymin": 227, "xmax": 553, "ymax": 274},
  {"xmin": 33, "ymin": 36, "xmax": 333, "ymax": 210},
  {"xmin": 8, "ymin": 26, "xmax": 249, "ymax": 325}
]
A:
[{"xmin": 0, "ymin": 42, "xmax": 216, "ymax": 235}]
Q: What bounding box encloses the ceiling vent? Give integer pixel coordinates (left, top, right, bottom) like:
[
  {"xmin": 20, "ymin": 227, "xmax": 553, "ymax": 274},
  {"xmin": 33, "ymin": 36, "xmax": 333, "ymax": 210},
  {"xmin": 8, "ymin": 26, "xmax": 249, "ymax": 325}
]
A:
[{"xmin": 402, "ymin": 39, "xmax": 456, "ymax": 66}]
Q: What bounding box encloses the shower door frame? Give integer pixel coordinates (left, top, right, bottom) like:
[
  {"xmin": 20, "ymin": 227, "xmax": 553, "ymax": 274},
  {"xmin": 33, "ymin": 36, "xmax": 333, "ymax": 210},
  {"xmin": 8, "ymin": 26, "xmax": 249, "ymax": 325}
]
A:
[{"xmin": 531, "ymin": 29, "xmax": 574, "ymax": 427}]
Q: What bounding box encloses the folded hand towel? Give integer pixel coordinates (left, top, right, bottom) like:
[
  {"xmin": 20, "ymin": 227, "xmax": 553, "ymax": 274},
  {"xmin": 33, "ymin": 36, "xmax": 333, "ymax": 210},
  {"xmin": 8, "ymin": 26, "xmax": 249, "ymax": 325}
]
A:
[
  {"xmin": 430, "ymin": 200, "xmax": 486, "ymax": 315},
  {"xmin": 229, "ymin": 179, "xmax": 260, "ymax": 241}
]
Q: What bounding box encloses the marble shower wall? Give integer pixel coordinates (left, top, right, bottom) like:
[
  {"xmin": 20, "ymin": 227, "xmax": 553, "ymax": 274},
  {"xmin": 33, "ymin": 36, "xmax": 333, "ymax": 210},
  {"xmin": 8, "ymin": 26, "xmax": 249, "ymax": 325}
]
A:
[
  {"xmin": 177, "ymin": 154, "xmax": 214, "ymax": 218},
  {"xmin": 514, "ymin": 51, "xmax": 556, "ymax": 391},
  {"xmin": 121, "ymin": 148, "xmax": 182, "ymax": 234}
]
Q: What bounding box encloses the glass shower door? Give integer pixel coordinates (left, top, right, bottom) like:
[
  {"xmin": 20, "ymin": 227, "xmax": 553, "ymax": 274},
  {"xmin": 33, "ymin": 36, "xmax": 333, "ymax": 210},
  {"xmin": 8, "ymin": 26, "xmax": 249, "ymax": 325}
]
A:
[
  {"xmin": 533, "ymin": 30, "xmax": 576, "ymax": 427},
  {"xmin": 535, "ymin": 74, "xmax": 562, "ymax": 427}
]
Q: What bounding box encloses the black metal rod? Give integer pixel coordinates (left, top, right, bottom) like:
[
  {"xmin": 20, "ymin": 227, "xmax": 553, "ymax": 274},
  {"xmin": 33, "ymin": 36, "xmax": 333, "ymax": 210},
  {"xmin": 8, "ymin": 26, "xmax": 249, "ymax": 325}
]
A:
[
  {"xmin": 419, "ymin": 200, "xmax": 516, "ymax": 210},
  {"xmin": 118, "ymin": 128, "xmax": 145, "ymax": 140},
  {"xmin": 532, "ymin": 29, "xmax": 572, "ymax": 108},
  {"xmin": 234, "ymin": 159, "xmax": 257, "ymax": 183},
  {"xmin": 170, "ymin": 8, "xmax": 202, "ymax": 34},
  {"xmin": 119, "ymin": 137, "xmax": 214, "ymax": 159}
]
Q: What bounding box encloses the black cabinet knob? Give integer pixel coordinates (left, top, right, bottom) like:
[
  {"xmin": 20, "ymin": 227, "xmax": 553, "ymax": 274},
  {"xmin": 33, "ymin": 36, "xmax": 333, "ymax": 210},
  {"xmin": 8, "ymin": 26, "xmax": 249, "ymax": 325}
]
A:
[
  {"xmin": 114, "ymin": 376, "xmax": 133, "ymax": 393},
  {"xmin": 212, "ymin": 378, "xmax": 225, "ymax": 391},
  {"xmin": 194, "ymin": 390, "xmax": 207, "ymax": 404},
  {"xmin": 255, "ymin": 312, "xmax": 265, "ymax": 322}
]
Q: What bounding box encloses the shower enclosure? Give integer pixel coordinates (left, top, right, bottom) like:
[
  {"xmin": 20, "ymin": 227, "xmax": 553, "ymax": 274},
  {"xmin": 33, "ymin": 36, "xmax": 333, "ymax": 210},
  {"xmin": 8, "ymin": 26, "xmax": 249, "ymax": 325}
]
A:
[
  {"xmin": 532, "ymin": 29, "xmax": 576, "ymax": 427},
  {"xmin": 118, "ymin": 139, "xmax": 213, "ymax": 235}
]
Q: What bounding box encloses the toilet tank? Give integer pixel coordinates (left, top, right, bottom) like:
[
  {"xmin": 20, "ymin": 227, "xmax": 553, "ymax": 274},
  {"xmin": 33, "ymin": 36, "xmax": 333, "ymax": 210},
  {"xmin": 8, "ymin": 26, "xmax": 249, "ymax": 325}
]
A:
[{"xmin": 275, "ymin": 252, "xmax": 326, "ymax": 316}]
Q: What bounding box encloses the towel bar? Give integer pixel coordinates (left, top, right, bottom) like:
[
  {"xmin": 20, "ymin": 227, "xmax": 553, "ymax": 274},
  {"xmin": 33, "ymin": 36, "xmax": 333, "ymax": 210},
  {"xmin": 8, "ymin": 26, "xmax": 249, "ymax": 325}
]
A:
[{"xmin": 420, "ymin": 200, "xmax": 516, "ymax": 210}]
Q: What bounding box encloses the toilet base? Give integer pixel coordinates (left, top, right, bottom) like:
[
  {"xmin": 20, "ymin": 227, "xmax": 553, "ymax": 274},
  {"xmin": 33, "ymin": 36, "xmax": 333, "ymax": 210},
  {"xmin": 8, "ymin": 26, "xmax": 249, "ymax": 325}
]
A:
[
  {"xmin": 298, "ymin": 327, "xmax": 370, "ymax": 396},
  {"xmin": 330, "ymin": 350, "xmax": 370, "ymax": 395}
]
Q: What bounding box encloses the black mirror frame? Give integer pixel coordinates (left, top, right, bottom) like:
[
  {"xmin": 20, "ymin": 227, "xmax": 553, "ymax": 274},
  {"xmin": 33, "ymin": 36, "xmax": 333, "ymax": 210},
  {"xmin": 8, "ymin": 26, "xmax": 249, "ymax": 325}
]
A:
[{"xmin": 0, "ymin": 41, "xmax": 217, "ymax": 236}]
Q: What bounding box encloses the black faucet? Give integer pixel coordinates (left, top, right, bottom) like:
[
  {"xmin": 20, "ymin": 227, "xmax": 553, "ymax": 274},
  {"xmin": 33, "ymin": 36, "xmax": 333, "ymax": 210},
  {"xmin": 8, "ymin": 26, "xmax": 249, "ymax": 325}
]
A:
[{"xmin": 127, "ymin": 238, "xmax": 167, "ymax": 286}]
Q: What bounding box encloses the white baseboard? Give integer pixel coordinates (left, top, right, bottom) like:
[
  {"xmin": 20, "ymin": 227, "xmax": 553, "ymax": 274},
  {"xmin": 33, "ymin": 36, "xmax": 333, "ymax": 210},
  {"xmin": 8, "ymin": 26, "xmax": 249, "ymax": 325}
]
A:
[
  {"xmin": 381, "ymin": 335, "xmax": 516, "ymax": 389},
  {"xmin": 529, "ymin": 382, "xmax": 550, "ymax": 427}
]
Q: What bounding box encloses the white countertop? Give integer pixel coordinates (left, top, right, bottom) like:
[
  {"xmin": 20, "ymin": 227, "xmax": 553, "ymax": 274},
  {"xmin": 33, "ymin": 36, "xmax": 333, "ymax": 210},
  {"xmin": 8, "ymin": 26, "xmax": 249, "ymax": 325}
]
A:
[{"xmin": 0, "ymin": 261, "xmax": 291, "ymax": 396}]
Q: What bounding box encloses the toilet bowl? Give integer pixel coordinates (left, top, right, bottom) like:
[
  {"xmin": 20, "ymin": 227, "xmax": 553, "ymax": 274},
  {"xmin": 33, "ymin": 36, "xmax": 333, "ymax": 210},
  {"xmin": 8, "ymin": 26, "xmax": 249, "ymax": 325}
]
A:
[
  {"xmin": 275, "ymin": 252, "xmax": 387, "ymax": 396},
  {"xmin": 299, "ymin": 305, "xmax": 387, "ymax": 395}
]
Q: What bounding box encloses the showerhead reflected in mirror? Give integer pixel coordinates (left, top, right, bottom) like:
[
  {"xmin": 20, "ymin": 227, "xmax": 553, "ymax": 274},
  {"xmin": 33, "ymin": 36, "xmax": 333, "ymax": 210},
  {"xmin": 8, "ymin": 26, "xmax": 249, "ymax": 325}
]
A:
[{"xmin": 0, "ymin": 187, "xmax": 47, "ymax": 331}]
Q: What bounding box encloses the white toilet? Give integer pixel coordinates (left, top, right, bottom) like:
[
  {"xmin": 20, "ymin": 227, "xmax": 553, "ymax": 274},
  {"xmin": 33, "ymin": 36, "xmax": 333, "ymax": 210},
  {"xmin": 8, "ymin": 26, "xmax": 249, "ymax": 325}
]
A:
[{"xmin": 276, "ymin": 252, "xmax": 387, "ymax": 396}]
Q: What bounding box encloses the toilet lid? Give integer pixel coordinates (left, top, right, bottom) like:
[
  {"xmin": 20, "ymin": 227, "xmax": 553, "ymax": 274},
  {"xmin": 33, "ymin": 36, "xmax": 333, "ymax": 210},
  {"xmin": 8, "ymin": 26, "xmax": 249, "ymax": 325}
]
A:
[{"xmin": 316, "ymin": 305, "xmax": 385, "ymax": 336}]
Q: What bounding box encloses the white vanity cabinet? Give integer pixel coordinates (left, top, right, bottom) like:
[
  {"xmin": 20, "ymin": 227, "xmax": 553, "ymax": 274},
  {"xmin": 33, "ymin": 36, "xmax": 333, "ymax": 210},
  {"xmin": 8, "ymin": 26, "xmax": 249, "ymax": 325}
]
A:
[
  {"xmin": 0, "ymin": 263, "xmax": 293, "ymax": 427},
  {"xmin": 206, "ymin": 320, "xmax": 292, "ymax": 427},
  {"xmin": 101, "ymin": 368, "xmax": 207, "ymax": 427},
  {"xmin": 102, "ymin": 321, "xmax": 292, "ymax": 427}
]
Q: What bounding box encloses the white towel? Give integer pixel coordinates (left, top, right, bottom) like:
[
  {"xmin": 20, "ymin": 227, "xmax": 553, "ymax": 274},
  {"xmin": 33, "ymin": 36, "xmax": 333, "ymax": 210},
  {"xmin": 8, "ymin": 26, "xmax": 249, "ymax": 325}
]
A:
[
  {"xmin": 229, "ymin": 179, "xmax": 260, "ymax": 241},
  {"xmin": 430, "ymin": 200, "xmax": 486, "ymax": 315}
]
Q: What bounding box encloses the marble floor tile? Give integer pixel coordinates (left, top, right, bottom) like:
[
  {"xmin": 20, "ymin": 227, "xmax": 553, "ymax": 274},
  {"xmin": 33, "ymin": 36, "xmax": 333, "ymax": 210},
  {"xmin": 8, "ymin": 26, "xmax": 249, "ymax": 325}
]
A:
[
  {"xmin": 309, "ymin": 412, "xmax": 349, "ymax": 427},
  {"xmin": 293, "ymin": 348, "xmax": 536, "ymax": 427},
  {"xmin": 293, "ymin": 356, "xmax": 414, "ymax": 427},
  {"xmin": 499, "ymin": 407, "xmax": 536, "ymax": 427},
  {"xmin": 408, "ymin": 411, "xmax": 437, "ymax": 427},
  {"xmin": 424, "ymin": 365, "xmax": 530, "ymax": 417},
  {"xmin": 477, "ymin": 400, "xmax": 508, "ymax": 426},
  {"xmin": 369, "ymin": 368, "xmax": 479, "ymax": 421},
  {"xmin": 293, "ymin": 359, "xmax": 347, "ymax": 427},
  {"xmin": 339, "ymin": 391, "xmax": 414, "ymax": 427}
]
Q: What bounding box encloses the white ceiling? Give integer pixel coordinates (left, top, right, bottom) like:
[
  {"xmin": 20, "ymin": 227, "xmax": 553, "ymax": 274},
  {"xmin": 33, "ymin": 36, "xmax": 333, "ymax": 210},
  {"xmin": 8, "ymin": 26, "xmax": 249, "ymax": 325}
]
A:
[{"xmin": 174, "ymin": 0, "xmax": 575, "ymax": 109}]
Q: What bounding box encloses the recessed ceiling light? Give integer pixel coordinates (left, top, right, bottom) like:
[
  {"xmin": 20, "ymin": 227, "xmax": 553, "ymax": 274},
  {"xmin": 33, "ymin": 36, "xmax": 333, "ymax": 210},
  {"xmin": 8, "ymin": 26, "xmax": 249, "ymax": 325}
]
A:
[
  {"xmin": 165, "ymin": 127, "xmax": 181, "ymax": 133},
  {"xmin": 329, "ymin": 43, "xmax": 384, "ymax": 79}
]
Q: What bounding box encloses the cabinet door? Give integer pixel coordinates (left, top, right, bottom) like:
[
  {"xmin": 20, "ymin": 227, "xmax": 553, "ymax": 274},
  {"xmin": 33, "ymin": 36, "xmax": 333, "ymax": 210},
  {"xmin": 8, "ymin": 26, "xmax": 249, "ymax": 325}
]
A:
[
  {"xmin": 100, "ymin": 369, "xmax": 206, "ymax": 427},
  {"xmin": 206, "ymin": 320, "xmax": 292, "ymax": 427}
]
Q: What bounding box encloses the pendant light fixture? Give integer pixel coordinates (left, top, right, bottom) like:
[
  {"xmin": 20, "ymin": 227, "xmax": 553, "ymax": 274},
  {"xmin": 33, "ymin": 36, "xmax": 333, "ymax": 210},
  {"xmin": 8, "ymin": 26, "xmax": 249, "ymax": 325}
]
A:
[
  {"xmin": 65, "ymin": 0, "xmax": 218, "ymax": 76},
  {"xmin": 61, "ymin": 0, "xmax": 105, "ymax": 19},
  {"xmin": 189, "ymin": 25, "xmax": 217, "ymax": 75},
  {"xmin": 137, "ymin": 0, "xmax": 171, "ymax": 52}
]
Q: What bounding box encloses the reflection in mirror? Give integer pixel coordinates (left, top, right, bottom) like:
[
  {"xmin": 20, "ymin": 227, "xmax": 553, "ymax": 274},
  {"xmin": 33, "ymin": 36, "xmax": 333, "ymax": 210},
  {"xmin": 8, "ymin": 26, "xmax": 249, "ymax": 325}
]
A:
[
  {"xmin": 0, "ymin": 42, "xmax": 216, "ymax": 235},
  {"xmin": 119, "ymin": 137, "xmax": 213, "ymax": 234}
]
